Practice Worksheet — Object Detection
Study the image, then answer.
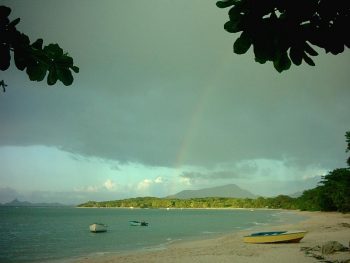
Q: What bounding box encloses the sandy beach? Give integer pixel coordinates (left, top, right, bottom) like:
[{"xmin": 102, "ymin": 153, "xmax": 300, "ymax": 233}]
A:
[{"xmin": 74, "ymin": 211, "xmax": 350, "ymax": 263}]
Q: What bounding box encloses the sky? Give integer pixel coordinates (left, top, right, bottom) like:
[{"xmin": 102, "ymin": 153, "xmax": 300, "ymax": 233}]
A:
[{"xmin": 1, "ymin": 0, "xmax": 349, "ymax": 205}]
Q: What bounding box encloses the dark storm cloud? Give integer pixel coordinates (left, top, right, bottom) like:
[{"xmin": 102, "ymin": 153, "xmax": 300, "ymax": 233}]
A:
[{"xmin": 1, "ymin": 0, "xmax": 349, "ymax": 172}]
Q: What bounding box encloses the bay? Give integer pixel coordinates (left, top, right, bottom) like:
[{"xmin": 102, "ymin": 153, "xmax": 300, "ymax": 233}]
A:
[{"xmin": 0, "ymin": 207, "xmax": 304, "ymax": 262}]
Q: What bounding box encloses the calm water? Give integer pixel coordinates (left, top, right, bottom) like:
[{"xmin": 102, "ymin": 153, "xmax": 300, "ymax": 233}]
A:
[{"xmin": 0, "ymin": 207, "xmax": 304, "ymax": 262}]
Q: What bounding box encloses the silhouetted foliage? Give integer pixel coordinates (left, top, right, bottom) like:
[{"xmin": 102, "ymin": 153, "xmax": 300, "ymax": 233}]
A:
[
  {"xmin": 346, "ymin": 131, "xmax": 350, "ymax": 166},
  {"xmin": 216, "ymin": 0, "xmax": 350, "ymax": 72},
  {"xmin": 296, "ymin": 187, "xmax": 323, "ymax": 211},
  {"xmin": 0, "ymin": 6, "xmax": 79, "ymax": 91},
  {"xmin": 318, "ymin": 168, "xmax": 350, "ymax": 212},
  {"xmin": 297, "ymin": 131, "xmax": 350, "ymax": 212}
]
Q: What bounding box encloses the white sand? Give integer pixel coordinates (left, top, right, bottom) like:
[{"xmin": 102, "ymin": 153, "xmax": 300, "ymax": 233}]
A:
[{"xmin": 73, "ymin": 211, "xmax": 350, "ymax": 263}]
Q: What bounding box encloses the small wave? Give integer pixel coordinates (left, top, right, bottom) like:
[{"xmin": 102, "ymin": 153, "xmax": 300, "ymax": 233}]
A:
[
  {"xmin": 201, "ymin": 231, "xmax": 219, "ymax": 234},
  {"xmin": 271, "ymin": 212, "xmax": 284, "ymax": 216},
  {"xmin": 253, "ymin": 222, "xmax": 268, "ymax": 225},
  {"xmin": 163, "ymin": 237, "xmax": 183, "ymax": 244}
]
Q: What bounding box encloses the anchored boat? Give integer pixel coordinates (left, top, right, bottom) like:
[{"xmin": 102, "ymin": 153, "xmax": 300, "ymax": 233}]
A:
[
  {"xmin": 89, "ymin": 223, "xmax": 107, "ymax": 233},
  {"xmin": 129, "ymin": 220, "xmax": 148, "ymax": 226},
  {"xmin": 243, "ymin": 231, "xmax": 307, "ymax": 244}
]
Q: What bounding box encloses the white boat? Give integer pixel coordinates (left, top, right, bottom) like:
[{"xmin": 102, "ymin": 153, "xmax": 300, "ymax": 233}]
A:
[{"xmin": 89, "ymin": 223, "xmax": 107, "ymax": 233}]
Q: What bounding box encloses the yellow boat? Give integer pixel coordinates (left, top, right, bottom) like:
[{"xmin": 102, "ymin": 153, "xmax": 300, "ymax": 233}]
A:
[{"xmin": 243, "ymin": 231, "xmax": 307, "ymax": 244}]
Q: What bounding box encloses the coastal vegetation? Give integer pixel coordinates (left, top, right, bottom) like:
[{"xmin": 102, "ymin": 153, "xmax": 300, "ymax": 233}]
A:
[
  {"xmin": 77, "ymin": 173, "xmax": 349, "ymax": 213},
  {"xmin": 79, "ymin": 132, "xmax": 350, "ymax": 212},
  {"xmin": 78, "ymin": 195, "xmax": 297, "ymax": 210}
]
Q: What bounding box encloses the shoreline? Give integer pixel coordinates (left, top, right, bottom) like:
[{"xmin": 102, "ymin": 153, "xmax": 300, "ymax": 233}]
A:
[{"xmin": 72, "ymin": 210, "xmax": 350, "ymax": 263}]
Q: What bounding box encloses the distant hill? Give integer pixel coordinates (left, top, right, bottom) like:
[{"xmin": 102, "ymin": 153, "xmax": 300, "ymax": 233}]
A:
[
  {"xmin": 287, "ymin": 191, "xmax": 304, "ymax": 198},
  {"xmin": 1, "ymin": 198, "xmax": 66, "ymax": 207},
  {"xmin": 166, "ymin": 184, "xmax": 256, "ymax": 199}
]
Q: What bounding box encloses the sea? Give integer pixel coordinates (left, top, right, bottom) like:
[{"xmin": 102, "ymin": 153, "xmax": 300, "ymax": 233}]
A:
[{"xmin": 0, "ymin": 206, "xmax": 305, "ymax": 263}]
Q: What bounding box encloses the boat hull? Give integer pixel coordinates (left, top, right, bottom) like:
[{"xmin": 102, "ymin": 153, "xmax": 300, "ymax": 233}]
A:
[
  {"xmin": 89, "ymin": 223, "xmax": 107, "ymax": 233},
  {"xmin": 243, "ymin": 231, "xmax": 307, "ymax": 244},
  {"xmin": 129, "ymin": 220, "xmax": 148, "ymax": 226}
]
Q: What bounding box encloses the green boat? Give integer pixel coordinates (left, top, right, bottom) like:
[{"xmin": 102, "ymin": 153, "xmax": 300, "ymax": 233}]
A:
[{"xmin": 129, "ymin": 220, "xmax": 148, "ymax": 226}]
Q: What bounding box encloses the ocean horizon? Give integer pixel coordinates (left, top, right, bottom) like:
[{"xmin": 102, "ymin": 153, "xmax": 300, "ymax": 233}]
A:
[{"xmin": 0, "ymin": 206, "xmax": 305, "ymax": 263}]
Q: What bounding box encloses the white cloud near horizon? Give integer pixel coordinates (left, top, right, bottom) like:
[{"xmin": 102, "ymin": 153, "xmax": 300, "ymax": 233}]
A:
[{"xmin": 103, "ymin": 179, "xmax": 117, "ymax": 191}]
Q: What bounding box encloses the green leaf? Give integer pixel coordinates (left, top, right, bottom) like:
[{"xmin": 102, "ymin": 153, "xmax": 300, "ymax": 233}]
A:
[
  {"xmin": 15, "ymin": 33, "xmax": 30, "ymax": 47},
  {"xmin": 304, "ymin": 42, "xmax": 318, "ymax": 56},
  {"xmin": 328, "ymin": 42, "xmax": 344, "ymax": 55},
  {"xmin": 47, "ymin": 67, "xmax": 58, "ymax": 85},
  {"xmin": 56, "ymin": 55, "xmax": 73, "ymax": 67},
  {"xmin": 0, "ymin": 44, "xmax": 11, "ymax": 70},
  {"xmin": 31, "ymin": 39, "xmax": 43, "ymax": 50},
  {"xmin": 273, "ymin": 51, "xmax": 291, "ymax": 73},
  {"xmin": 224, "ymin": 20, "xmax": 242, "ymax": 33},
  {"xmin": 13, "ymin": 48, "xmax": 28, "ymax": 70},
  {"xmin": 253, "ymin": 42, "xmax": 271, "ymax": 64},
  {"xmin": 254, "ymin": 56, "xmax": 267, "ymax": 64},
  {"xmin": 289, "ymin": 46, "xmax": 303, "ymax": 65},
  {"xmin": 26, "ymin": 63, "xmax": 47, "ymax": 81},
  {"xmin": 0, "ymin": 6, "xmax": 11, "ymax": 18},
  {"xmin": 216, "ymin": 0, "xmax": 237, "ymax": 8},
  {"xmin": 8, "ymin": 18, "xmax": 20, "ymax": 27},
  {"xmin": 71, "ymin": 66, "xmax": 79, "ymax": 73},
  {"xmin": 303, "ymin": 53, "xmax": 315, "ymax": 66},
  {"xmin": 228, "ymin": 6, "xmax": 242, "ymax": 20},
  {"xmin": 57, "ymin": 68, "xmax": 73, "ymax": 86},
  {"xmin": 233, "ymin": 32, "xmax": 252, "ymax": 54},
  {"xmin": 43, "ymin": 44, "xmax": 63, "ymax": 58}
]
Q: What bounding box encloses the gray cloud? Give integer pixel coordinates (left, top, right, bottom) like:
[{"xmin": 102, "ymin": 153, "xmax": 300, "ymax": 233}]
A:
[
  {"xmin": 0, "ymin": 187, "xmax": 20, "ymax": 203},
  {"xmin": 246, "ymin": 177, "xmax": 322, "ymax": 197},
  {"xmin": 180, "ymin": 171, "xmax": 243, "ymax": 180}
]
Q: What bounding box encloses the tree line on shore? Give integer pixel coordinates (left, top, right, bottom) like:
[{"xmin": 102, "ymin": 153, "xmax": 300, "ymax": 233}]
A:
[
  {"xmin": 79, "ymin": 132, "xmax": 349, "ymax": 212},
  {"xmin": 77, "ymin": 167, "xmax": 349, "ymax": 213},
  {"xmin": 77, "ymin": 167, "xmax": 349, "ymax": 212}
]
